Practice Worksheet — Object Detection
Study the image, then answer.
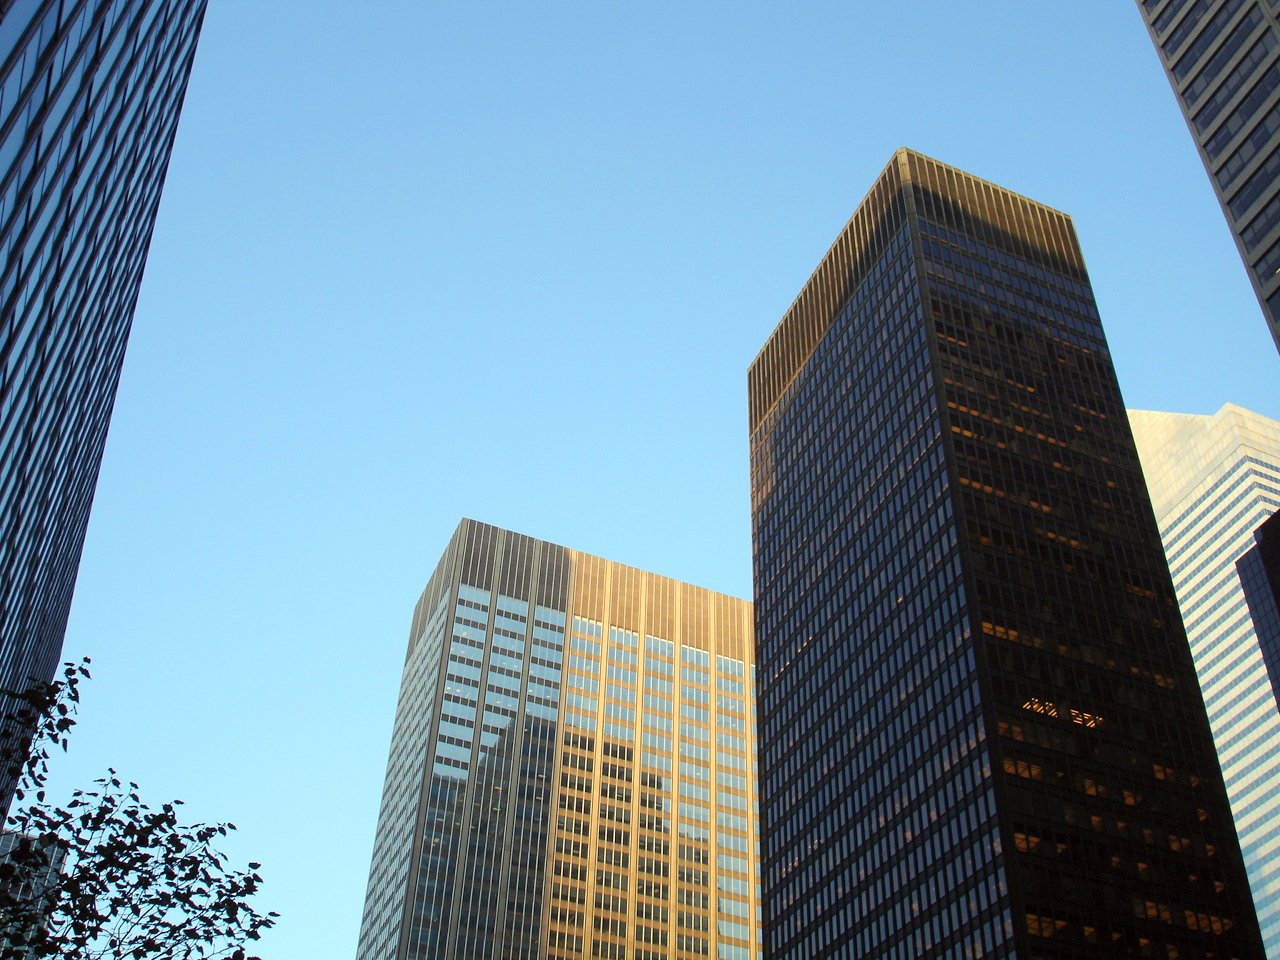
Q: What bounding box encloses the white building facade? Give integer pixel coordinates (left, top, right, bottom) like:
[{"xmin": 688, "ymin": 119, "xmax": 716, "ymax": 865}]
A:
[{"xmin": 1130, "ymin": 403, "xmax": 1280, "ymax": 958}]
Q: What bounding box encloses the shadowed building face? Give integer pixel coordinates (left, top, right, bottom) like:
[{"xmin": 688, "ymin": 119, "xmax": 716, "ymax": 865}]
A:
[
  {"xmin": 749, "ymin": 148, "xmax": 1265, "ymax": 959},
  {"xmin": 356, "ymin": 520, "xmax": 760, "ymax": 960},
  {"xmin": 1239, "ymin": 509, "xmax": 1280, "ymax": 709}
]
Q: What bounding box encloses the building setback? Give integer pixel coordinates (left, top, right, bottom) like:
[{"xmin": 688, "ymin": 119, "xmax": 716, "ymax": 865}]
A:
[
  {"xmin": 356, "ymin": 519, "xmax": 759, "ymax": 960},
  {"xmin": 748, "ymin": 148, "xmax": 1265, "ymax": 959},
  {"xmin": 1129, "ymin": 403, "xmax": 1280, "ymax": 957},
  {"xmin": 0, "ymin": 2, "xmax": 206, "ymax": 703},
  {"xmin": 1134, "ymin": 0, "xmax": 1280, "ymax": 355}
]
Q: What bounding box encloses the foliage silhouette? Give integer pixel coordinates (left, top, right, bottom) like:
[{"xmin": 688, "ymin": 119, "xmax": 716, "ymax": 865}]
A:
[{"xmin": 0, "ymin": 660, "xmax": 276, "ymax": 959}]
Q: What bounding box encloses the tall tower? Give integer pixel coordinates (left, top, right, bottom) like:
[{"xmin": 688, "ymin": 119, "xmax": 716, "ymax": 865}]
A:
[
  {"xmin": 356, "ymin": 520, "xmax": 760, "ymax": 960},
  {"xmin": 748, "ymin": 148, "xmax": 1265, "ymax": 959},
  {"xmin": 1129, "ymin": 403, "xmax": 1280, "ymax": 956},
  {"xmin": 0, "ymin": 1, "xmax": 206, "ymax": 704},
  {"xmin": 1134, "ymin": 0, "xmax": 1280, "ymax": 355}
]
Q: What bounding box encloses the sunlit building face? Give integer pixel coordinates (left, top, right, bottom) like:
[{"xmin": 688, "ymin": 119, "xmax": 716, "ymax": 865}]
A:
[
  {"xmin": 356, "ymin": 520, "xmax": 759, "ymax": 960},
  {"xmin": 1130, "ymin": 403, "xmax": 1280, "ymax": 958}
]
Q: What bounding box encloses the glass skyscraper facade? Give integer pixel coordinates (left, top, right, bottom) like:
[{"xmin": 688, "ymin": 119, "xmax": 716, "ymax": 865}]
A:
[
  {"xmin": 1135, "ymin": 0, "xmax": 1280, "ymax": 354},
  {"xmin": 0, "ymin": 0, "xmax": 206, "ymax": 703},
  {"xmin": 749, "ymin": 148, "xmax": 1265, "ymax": 959},
  {"xmin": 1129, "ymin": 403, "xmax": 1280, "ymax": 957},
  {"xmin": 356, "ymin": 519, "xmax": 759, "ymax": 960}
]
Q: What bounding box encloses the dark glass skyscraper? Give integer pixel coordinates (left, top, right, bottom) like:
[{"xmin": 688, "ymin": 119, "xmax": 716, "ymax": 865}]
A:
[
  {"xmin": 749, "ymin": 148, "xmax": 1265, "ymax": 959},
  {"xmin": 0, "ymin": 1, "xmax": 205, "ymax": 701},
  {"xmin": 357, "ymin": 520, "xmax": 760, "ymax": 960},
  {"xmin": 1135, "ymin": 0, "xmax": 1280, "ymax": 354}
]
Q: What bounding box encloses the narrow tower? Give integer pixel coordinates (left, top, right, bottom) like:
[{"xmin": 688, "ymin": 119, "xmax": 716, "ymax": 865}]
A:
[{"xmin": 749, "ymin": 148, "xmax": 1265, "ymax": 959}]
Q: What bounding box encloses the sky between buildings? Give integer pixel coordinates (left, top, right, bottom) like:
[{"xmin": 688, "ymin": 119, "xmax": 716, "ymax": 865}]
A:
[{"xmin": 48, "ymin": 2, "xmax": 1280, "ymax": 958}]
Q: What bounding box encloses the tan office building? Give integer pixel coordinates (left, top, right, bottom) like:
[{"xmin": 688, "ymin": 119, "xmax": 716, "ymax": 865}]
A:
[{"xmin": 356, "ymin": 519, "xmax": 759, "ymax": 960}]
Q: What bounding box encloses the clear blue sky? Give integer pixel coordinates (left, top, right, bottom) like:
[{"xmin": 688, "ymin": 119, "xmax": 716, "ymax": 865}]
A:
[{"xmin": 50, "ymin": 2, "xmax": 1280, "ymax": 957}]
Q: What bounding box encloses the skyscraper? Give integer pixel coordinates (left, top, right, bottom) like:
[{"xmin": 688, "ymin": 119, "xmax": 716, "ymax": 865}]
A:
[
  {"xmin": 1129, "ymin": 403, "xmax": 1280, "ymax": 956},
  {"xmin": 0, "ymin": 1, "xmax": 206, "ymax": 703},
  {"xmin": 749, "ymin": 148, "xmax": 1265, "ymax": 959},
  {"xmin": 1134, "ymin": 0, "xmax": 1280, "ymax": 355},
  {"xmin": 356, "ymin": 520, "xmax": 760, "ymax": 960}
]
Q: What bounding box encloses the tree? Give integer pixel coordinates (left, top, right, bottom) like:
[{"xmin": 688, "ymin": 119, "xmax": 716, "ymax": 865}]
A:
[{"xmin": 0, "ymin": 660, "xmax": 277, "ymax": 959}]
